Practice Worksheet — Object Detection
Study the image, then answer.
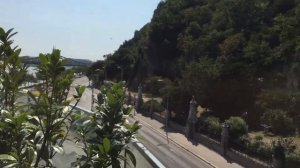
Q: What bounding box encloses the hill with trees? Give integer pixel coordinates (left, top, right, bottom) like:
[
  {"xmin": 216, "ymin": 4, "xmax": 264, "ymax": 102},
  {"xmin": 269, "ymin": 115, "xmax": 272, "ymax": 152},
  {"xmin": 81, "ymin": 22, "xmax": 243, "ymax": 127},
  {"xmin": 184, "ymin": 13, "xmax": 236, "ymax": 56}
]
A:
[{"xmin": 90, "ymin": 0, "xmax": 300, "ymax": 130}]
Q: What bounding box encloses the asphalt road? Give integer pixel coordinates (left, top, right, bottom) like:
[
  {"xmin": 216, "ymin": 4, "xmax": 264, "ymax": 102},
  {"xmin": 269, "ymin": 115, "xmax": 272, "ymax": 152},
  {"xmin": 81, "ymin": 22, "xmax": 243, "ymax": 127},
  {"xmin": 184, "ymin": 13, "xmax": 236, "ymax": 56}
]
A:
[{"xmin": 133, "ymin": 117, "xmax": 213, "ymax": 168}]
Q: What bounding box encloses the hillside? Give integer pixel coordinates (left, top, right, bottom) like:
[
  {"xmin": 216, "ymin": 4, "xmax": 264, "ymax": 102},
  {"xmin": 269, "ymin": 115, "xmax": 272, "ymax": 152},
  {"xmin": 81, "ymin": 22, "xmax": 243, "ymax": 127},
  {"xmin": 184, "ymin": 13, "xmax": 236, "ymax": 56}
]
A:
[{"xmin": 93, "ymin": 0, "xmax": 300, "ymax": 128}]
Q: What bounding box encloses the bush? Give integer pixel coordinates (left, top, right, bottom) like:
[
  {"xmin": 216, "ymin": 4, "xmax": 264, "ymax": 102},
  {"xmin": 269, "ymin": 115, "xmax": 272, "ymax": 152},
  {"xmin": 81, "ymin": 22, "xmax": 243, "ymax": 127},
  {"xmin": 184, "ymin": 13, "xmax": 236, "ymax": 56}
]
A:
[
  {"xmin": 256, "ymin": 90, "xmax": 300, "ymax": 118},
  {"xmin": 144, "ymin": 76, "xmax": 170, "ymax": 96},
  {"xmin": 226, "ymin": 116, "xmax": 248, "ymax": 139},
  {"xmin": 245, "ymin": 135, "xmax": 273, "ymax": 161},
  {"xmin": 141, "ymin": 99, "xmax": 164, "ymax": 113},
  {"xmin": 163, "ymin": 84, "xmax": 190, "ymax": 125},
  {"xmin": 261, "ymin": 109, "xmax": 296, "ymax": 135},
  {"xmin": 202, "ymin": 116, "xmax": 222, "ymax": 140}
]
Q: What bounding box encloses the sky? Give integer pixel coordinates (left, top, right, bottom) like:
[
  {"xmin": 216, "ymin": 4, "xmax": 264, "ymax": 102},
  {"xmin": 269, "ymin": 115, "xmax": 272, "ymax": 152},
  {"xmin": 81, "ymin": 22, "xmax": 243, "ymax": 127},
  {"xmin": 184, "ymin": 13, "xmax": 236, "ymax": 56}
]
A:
[{"xmin": 0, "ymin": 0, "xmax": 161, "ymax": 61}]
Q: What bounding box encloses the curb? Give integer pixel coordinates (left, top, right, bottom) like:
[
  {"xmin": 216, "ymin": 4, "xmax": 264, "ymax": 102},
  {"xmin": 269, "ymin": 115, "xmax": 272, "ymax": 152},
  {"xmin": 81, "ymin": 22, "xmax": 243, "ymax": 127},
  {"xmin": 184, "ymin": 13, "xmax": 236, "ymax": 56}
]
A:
[{"xmin": 133, "ymin": 115, "xmax": 218, "ymax": 168}]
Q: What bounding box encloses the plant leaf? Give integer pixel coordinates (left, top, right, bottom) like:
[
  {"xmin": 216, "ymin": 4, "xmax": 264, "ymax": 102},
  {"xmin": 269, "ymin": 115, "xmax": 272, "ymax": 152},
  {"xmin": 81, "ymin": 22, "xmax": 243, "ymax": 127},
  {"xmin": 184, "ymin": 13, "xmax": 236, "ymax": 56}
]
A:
[
  {"xmin": 0, "ymin": 154, "xmax": 17, "ymax": 161},
  {"xmin": 103, "ymin": 137, "xmax": 111, "ymax": 153},
  {"xmin": 53, "ymin": 146, "xmax": 64, "ymax": 154}
]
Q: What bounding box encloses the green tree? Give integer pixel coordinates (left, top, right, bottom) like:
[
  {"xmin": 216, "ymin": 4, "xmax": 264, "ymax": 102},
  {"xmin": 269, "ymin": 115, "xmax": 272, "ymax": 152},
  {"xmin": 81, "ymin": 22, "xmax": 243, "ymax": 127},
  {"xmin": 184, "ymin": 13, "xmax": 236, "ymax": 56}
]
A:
[
  {"xmin": 0, "ymin": 35, "xmax": 85, "ymax": 167},
  {"xmin": 0, "ymin": 27, "xmax": 33, "ymax": 168},
  {"xmin": 30, "ymin": 49, "xmax": 85, "ymax": 167},
  {"xmin": 75, "ymin": 82, "xmax": 140, "ymax": 168}
]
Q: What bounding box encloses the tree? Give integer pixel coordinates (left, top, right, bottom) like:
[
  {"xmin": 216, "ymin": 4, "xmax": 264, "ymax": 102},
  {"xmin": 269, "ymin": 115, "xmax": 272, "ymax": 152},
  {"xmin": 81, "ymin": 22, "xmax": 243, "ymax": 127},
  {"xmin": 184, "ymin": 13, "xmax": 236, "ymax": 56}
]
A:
[
  {"xmin": 74, "ymin": 82, "xmax": 140, "ymax": 168},
  {"xmin": 0, "ymin": 29, "xmax": 85, "ymax": 167}
]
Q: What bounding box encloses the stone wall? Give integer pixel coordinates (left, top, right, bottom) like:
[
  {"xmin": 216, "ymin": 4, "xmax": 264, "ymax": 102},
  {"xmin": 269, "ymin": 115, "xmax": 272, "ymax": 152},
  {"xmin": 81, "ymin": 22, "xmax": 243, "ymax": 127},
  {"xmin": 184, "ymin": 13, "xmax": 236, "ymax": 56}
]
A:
[{"xmin": 148, "ymin": 112, "xmax": 270, "ymax": 168}]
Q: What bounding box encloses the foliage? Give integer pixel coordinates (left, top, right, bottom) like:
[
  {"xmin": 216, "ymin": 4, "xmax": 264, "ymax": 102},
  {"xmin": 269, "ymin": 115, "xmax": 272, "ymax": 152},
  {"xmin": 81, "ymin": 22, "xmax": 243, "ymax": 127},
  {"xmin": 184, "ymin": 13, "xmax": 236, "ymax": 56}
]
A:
[
  {"xmin": 256, "ymin": 90, "xmax": 300, "ymax": 117},
  {"xmin": 74, "ymin": 82, "xmax": 140, "ymax": 168},
  {"xmin": 0, "ymin": 27, "xmax": 36, "ymax": 167},
  {"xmin": 141, "ymin": 99, "xmax": 164, "ymax": 113},
  {"xmin": 261, "ymin": 109, "xmax": 296, "ymax": 135},
  {"xmin": 272, "ymin": 137, "xmax": 297, "ymax": 156},
  {"xmin": 225, "ymin": 117, "xmax": 248, "ymax": 139},
  {"xmin": 86, "ymin": 60, "xmax": 105, "ymax": 80},
  {"xmin": 72, "ymin": 66, "xmax": 89, "ymax": 75},
  {"xmin": 243, "ymin": 135, "xmax": 273, "ymax": 161},
  {"xmin": 181, "ymin": 57, "xmax": 221, "ymax": 105},
  {"xmin": 27, "ymin": 49, "xmax": 85, "ymax": 167},
  {"xmin": 200, "ymin": 116, "xmax": 222, "ymax": 140},
  {"xmin": 162, "ymin": 82, "xmax": 190, "ymax": 126},
  {"xmin": 143, "ymin": 76, "xmax": 171, "ymax": 96},
  {"xmin": 0, "ymin": 28, "xmax": 85, "ymax": 167},
  {"xmin": 98, "ymin": 0, "xmax": 300, "ymax": 129},
  {"xmin": 0, "ymin": 27, "xmax": 27, "ymax": 111}
]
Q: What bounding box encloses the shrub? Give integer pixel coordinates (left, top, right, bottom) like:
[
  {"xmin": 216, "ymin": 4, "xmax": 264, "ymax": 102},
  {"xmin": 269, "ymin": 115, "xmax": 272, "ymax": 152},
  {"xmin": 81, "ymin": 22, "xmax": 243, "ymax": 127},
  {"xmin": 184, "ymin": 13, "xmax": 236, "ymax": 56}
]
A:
[
  {"xmin": 141, "ymin": 99, "xmax": 164, "ymax": 113},
  {"xmin": 225, "ymin": 116, "xmax": 248, "ymax": 139},
  {"xmin": 256, "ymin": 90, "xmax": 291, "ymax": 111},
  {"xmin": 144, "ymin": 76, "xmax": 170, "ymax": 96},
  {"xmin": 202, "ymin": 116, "xmax": 222, "ymax": 140},
  {"xmin": 261, "ymin": 109, "xmax": 296, "ymax": 135},
  {"xmin": 246, "ymin": 135, "xmax": 273, "ymax": 161},
  {"xmin": 162, "ymin": 84, "xmax": 190, "ymax": 125},
  {"xmin": 256, "ymin": 90, "xmax": 300, "ymax": 118}
]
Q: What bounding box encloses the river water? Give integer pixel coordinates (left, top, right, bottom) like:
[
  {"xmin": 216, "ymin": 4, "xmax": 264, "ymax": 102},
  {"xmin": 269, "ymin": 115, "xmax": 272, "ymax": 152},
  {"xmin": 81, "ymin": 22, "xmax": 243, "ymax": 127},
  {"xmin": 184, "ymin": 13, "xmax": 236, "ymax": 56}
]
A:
[{"xmin": 27, "ymin": 65, "xmax": 75, "ymax": 76}]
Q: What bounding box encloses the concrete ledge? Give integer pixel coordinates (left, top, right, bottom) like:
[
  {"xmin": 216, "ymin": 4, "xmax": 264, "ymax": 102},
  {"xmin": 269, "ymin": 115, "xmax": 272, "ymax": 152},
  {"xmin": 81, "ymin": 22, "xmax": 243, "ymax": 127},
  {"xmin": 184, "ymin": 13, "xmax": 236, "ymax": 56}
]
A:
[
  {"xmin": 132, "ymin": 142, "xmax": 166, "ymax": 168},
  {"xmin": 70, "ymin": 104, "xmax": 94, "ymax": 115}
]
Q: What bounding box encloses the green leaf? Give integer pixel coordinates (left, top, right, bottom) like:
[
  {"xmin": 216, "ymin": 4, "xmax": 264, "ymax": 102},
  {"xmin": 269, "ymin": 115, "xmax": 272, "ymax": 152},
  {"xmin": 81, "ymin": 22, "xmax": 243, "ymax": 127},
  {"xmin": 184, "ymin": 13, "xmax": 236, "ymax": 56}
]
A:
[
  {"xmin": 53, "ymin": 146, "xmax": 64, "ymax": 154},
  {"xmin": 53, "ymin": 118, "xmax": 64, "ymax": 126},
  {"xmin": 103, "ymin": 137, "xmax": 111, "ymax": 153},
  {"xmin": 75, "ymin": 85, "xmax": 86, "ymax": 97},
  {"xmin": 3, "ymin": 163, "xmax": 18, "ymax": 168},
  {"xmin": 39, "ymin": 54, "xmax": 48, "ymax": 65},
  {"xmin": 35, "ymin": 130, "xmax": 44, "ymax": 140},
  {"xmin": 98, "ymin": 144, "xmax": 105, "ymax": 155},
  {"xmin": 0, "ymin": 27, "xmax": 5, "ymax": 36},
  {"xmin": 0, "ymin": 154, "xmax": 17, "ymax": 161},
  {"xmin": 26, "ymin": 147, "xmax": 36, "ymax": 164}
]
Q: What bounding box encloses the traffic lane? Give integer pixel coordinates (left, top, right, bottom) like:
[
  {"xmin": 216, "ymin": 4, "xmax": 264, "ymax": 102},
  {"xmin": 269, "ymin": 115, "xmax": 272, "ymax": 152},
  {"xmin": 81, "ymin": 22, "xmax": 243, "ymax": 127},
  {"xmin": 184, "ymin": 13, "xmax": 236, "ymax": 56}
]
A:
[{"xmin": 137, "ymin": 121, "xmax": 213, "ymax": 168}]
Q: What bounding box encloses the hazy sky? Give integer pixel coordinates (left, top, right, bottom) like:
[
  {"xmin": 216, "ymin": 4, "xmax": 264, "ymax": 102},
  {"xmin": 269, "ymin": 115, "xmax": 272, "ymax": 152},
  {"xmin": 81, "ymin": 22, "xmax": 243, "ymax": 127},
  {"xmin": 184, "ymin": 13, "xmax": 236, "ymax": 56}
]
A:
[{"xmin": 0, "ymin": 0, "xmax": 160, "ymax": 61}]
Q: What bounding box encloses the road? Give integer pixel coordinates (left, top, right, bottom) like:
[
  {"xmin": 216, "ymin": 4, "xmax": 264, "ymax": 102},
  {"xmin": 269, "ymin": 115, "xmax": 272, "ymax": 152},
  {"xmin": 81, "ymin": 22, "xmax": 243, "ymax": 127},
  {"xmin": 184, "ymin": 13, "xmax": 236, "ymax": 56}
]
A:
[{"xmin": 135, "ymin": 117, "xmax": 213, "ymax": 168}]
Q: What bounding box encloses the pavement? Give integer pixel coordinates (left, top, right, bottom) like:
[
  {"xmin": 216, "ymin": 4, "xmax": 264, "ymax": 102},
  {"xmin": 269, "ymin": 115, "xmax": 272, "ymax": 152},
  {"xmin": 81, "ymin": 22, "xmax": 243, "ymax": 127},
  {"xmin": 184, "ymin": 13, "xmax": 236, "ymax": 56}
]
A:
[{"xmin": 132, "ymin": 113, "xmax": 243, "ymax": 168}]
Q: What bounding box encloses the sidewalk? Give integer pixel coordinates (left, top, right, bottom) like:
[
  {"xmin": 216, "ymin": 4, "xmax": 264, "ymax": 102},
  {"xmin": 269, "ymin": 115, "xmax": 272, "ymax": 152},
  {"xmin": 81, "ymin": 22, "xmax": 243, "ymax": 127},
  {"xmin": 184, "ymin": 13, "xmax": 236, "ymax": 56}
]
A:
[{"xmin": 133, "ymin": 113, "xmax": 243, "ymax": 168}]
